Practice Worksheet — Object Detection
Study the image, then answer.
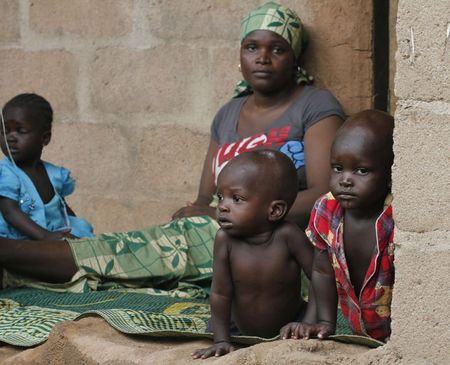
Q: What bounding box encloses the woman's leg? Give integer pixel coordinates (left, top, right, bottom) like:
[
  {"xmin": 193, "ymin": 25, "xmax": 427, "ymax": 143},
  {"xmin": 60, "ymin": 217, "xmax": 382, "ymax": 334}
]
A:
[{"xmin": 0, "ymin": 237, "xmax": 77, "ymax": 283}]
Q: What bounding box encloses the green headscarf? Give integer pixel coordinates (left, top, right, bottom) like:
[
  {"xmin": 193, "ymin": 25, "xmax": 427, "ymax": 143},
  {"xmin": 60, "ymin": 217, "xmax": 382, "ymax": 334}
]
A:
[{"xmin": 234, "ymin": 1, "xmax": 313, "ymax": 98}]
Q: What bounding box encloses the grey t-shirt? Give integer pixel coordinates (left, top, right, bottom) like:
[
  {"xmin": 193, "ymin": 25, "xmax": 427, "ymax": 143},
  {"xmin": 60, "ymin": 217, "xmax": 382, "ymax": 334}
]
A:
[{"xmin": 211, "ymin": 85, "xmax": 345, "ymax": 190}]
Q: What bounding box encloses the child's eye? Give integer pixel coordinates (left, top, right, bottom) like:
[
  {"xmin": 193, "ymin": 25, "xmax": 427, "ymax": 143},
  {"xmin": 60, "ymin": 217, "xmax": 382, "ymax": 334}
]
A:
[
  {"xmin": 232, "ymin": 195, "xmax": 243, "ymax": 203},
  {"xmin": 355, "ymin": 168, "xmax": 369, "ymax": 175},
  {"xmin": 331, "ymin": 165, "xmax": 343, "ymax": 173},
  {"xmin": 18, "ymin": 128, "xmax": 29, "ymax": 134}
]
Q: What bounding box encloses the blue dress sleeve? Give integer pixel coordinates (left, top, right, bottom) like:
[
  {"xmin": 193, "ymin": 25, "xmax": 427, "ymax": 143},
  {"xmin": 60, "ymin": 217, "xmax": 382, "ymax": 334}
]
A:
[
  {"xmin": 0, "ymin": 163, "xmax": 21, "ymax": 202},
  {"xmin": 59, "ymin": 167, "xmax": 76, "ymax": 197},
  {"xmin": 46, "ymin": 163, "xmax": 75, "ymax": 198}
]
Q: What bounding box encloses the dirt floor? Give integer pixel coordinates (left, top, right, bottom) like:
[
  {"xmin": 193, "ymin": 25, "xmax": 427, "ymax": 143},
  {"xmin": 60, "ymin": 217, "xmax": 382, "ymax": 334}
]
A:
[{"xmin": 0, "ymin": 316, "xmax": 403, "ymax": 365}]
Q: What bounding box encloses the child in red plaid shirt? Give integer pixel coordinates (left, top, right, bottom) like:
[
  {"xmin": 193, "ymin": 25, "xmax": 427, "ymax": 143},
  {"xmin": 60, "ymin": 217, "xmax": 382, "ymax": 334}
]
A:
[{"xmin": 281, "ymin": 110, "xmax": 395, "ymax": 342}]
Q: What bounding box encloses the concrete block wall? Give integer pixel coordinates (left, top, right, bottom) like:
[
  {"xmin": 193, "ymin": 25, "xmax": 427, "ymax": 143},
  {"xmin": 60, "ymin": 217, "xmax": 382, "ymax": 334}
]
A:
[
  {"xmin": 0, "ymin": 0, "xmax": 373, "ymax": 233},
  {"xmin": 384, "ymin": 0, "xmax": 450, "ymax": 363}
]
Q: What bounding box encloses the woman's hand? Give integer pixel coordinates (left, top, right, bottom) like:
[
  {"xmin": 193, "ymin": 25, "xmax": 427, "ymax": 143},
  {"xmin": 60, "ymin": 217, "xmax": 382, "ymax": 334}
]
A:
[
  {"xmin": 172, "ymin": 139, "xmax": 219, "ymax": 221},
  {"xmin": 191, "ymin": 341, "xmax": 236, "ymax": 359},
  {"xmin": 171, "ymin": 202, "xmax": 216, "ymax": 220}
]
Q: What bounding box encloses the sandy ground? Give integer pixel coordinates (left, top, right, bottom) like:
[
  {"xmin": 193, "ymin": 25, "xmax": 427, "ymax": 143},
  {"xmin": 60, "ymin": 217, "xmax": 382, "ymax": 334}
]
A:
[{"xmin": 0, "ymin": 316, "xmax": 403, "ymax": 365}]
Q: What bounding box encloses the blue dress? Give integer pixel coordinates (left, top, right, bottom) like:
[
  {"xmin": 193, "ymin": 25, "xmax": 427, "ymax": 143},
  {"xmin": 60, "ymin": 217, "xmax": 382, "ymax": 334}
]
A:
[{"xmin": 0, "ymin": 158, "xmax": 94, "ymax": 239}]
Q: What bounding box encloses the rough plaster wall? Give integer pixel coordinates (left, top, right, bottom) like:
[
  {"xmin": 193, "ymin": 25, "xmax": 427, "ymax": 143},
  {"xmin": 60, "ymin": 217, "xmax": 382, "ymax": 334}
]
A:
[
  {"xmin": 0, "ymin": 0, "xmax": 373, "ymax": 233},
  {"xmin": 385, "ymin": 0, "xmax": 450, "ymax": 364}
]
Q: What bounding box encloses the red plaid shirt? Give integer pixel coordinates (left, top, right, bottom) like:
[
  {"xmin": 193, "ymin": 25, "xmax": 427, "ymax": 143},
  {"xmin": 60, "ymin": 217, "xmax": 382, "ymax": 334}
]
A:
[{"xmin": 306, "ymin": 192, "xmax": 395, "ymax": 342}]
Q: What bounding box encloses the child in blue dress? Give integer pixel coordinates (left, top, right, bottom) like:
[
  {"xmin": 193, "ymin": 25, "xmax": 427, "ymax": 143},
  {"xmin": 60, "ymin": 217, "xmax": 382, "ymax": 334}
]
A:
[{"xmin": 0, "ymin": 93, "xmax": 93, "ymax": 240}]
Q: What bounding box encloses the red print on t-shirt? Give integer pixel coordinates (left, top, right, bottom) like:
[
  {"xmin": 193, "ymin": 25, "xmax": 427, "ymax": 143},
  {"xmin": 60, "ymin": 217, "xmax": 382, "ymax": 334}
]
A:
[{"xmin": 213, "ymin": 126, "xmax": 291, "ymax": 181}]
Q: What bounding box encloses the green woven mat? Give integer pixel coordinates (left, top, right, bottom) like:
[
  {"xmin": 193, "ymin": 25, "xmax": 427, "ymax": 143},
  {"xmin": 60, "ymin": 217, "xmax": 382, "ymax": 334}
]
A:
[{"xmin": 0, "ymin": 288, "xmax": 383, "ymax": 348}]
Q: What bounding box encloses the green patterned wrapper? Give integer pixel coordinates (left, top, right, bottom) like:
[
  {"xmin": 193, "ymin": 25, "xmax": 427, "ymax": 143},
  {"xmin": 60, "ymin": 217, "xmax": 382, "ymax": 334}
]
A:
[
  {"xmin": 68, "ymin": 216, "xmax": 219, "ymax": 292},
  {"xmin": 2, "ymin": 216, "xmax": 219, "ymax": 294}
]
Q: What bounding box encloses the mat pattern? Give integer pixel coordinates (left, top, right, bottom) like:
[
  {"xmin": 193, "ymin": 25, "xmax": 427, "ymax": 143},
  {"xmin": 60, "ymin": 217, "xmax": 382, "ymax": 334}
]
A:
[{"xmin": 0, "ymin": 288, "xmax": 383, "ymax": 348}]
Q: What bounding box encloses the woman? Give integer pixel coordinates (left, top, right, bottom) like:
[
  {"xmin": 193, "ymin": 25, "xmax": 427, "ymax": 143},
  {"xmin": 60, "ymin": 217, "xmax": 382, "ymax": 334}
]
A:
[
  {"xmin": 0, "ymin": 2, "xmax": 344, "ymax": 292},
  {"xmin": 172, "ymin": 2, "xmax": 343, "ymax": 228}
]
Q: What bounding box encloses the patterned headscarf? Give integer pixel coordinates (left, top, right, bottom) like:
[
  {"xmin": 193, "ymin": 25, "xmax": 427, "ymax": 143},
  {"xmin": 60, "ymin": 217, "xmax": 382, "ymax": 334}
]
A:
[{"xmin": 234, "ymin": 1, "xmax": 313, "ymax": 97}]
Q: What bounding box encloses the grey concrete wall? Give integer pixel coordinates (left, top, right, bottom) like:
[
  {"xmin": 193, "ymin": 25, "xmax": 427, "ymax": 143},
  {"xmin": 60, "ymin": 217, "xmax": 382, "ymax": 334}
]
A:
[{"xmin": 0, "ymin": 0, "xmax": 373, "ymax": 233}]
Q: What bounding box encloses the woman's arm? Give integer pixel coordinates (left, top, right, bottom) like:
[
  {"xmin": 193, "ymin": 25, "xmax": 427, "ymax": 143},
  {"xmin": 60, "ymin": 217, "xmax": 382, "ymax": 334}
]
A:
[
  {"xmin": 286, "ymin": 116, "xmax": 343, "ymax": 228},
  {"xmin": 0, "ymin": 197, "xmax": 71, "ymax": 240},
  {"xmin": 171, "ymin": 138, "xmax": 219, "ymax": 220}
]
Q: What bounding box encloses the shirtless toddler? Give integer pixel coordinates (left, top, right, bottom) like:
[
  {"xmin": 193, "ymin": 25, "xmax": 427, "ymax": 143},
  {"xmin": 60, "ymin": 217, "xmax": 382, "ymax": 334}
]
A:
[{"xmin": 192, "ymin": 149, "xmax": 315, "ymax": 358}]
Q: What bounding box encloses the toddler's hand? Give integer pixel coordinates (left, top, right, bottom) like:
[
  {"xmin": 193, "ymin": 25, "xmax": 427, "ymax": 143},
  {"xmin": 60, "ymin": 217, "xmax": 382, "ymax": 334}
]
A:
[
  {"xmin": 280, "ymin": 321, "xmax": 335, "ymax": 340},
  {"xmin": 191, "ymin": 341, "xmax": 236, "ymax": 359},
  {"xmin": 280, "ymin": 321, "xmax": 302, "ymax": 339}
]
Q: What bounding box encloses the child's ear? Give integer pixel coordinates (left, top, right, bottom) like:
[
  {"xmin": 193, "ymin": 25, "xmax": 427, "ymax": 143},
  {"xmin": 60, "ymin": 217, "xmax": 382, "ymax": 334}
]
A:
[
  {"xmin": 268, "ymin": 200, "xmax": 288, "ymax": 222},
  {"xmin": 42, "ymin": 131, "xmax": 51, "ymax": 146}
]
